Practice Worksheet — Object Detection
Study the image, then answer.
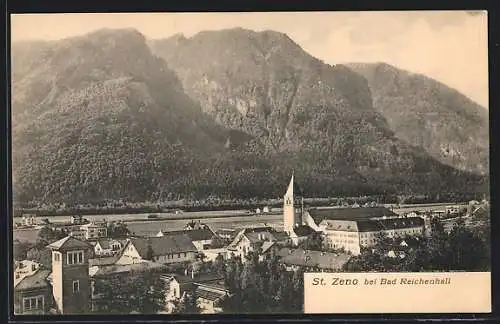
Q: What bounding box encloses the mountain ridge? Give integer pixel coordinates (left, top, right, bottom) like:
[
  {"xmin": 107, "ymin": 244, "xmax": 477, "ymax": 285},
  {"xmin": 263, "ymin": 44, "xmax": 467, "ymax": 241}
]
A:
[{"xmin": 11, "ymin": 28, "xmax": 488, "ymax": 205}]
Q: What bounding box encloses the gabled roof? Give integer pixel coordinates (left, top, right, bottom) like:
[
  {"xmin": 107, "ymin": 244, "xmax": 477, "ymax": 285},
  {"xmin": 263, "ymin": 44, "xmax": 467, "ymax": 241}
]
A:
[
  {"xmin": 91, "ymin": 261, "xmax": 166, "ymax": 278},
  {"xmin": 95, "ymin": 239, "xmax": 127, "ymax": 250},
  {"xmin": 161, "ymin": 228, "xmax": 215, "ymax": 241},
  {"xmin": 261, "ymin": 241, "xmax": 276, "ymax": 254},
  {"xmin": 195, "ymin": 286, "xmax": 228, "ymax": 302},
  {"xmin": 308, "ymin": 207, "xmax": 397, "ymax": 224},
  {"xmin": 15, "ymin": 269, "xmax": 51, "ymax": 291},
  {"xmin": 276, "ymin": 248, "xmax": 350, "ymax": 270},
  {"xmin": 128, "ymin": 235, "xmax": 197, "ymax": 258},
  {"xmin": 46, "ymin": 236, "xmax": 93, "ymax": 251},
  {"xmin": 227, "ymin": 227, "xmax": 289, "ymax": 250}
]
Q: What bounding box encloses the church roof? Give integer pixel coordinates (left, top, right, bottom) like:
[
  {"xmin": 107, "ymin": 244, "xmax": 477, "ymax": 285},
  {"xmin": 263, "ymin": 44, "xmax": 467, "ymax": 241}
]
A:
[
  {"xmin": 308, "ymin": 207, "xmax": 397, "ymax": 224},
  {"xmin": 46, "ymin": 236, "xmax": 93, "ymax": 251},
  {"xmin": 285, "ymin": 174, "xmax": 303, "ymax": 197}
]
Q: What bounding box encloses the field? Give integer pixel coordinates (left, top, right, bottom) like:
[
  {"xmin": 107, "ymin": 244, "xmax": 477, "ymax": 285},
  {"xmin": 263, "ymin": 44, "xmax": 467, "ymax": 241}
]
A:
[{"xmin": 13, "ymin": 213, "xmax": 284, "ymax": 243}]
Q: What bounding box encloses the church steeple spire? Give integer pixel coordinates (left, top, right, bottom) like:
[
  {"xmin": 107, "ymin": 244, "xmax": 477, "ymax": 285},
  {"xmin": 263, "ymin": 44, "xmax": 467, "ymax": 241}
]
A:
[{"xmin": 283, "ymin": 172, "xmax": 304, "ymax": 234}]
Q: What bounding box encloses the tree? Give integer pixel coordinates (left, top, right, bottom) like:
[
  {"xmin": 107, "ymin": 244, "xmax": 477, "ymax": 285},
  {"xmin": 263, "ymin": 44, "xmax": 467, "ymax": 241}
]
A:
[
  {"xmin": 26, "ymin": 247, "xmax": 52, "ymax": 269},
  {"xmin": 13, "ymin": 240, "xmax": 35, "ymax": 261},
  {"xmin": 37, "ymin": 226, "xmax": 66, "ymax": 245},
  {"xmin": 93, "ymin": 270, "xmax": 165, "ymax": 314}
]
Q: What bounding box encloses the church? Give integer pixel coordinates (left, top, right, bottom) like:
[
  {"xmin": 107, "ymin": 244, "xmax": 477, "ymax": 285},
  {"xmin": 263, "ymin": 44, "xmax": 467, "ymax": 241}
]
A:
[
  {"xmin": 282, "ymin": 174, "xmax": 425, "ymax": 255},
  {"xmin": 282, "ymin": 173, "xmax": 317, "ymax": 245}
]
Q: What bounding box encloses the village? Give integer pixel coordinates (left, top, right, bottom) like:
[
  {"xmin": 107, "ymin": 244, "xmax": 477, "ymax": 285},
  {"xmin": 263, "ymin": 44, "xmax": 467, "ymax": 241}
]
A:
[{"xmin": 13, "ymin": 174, "xmax": 490, "ymax": 315}]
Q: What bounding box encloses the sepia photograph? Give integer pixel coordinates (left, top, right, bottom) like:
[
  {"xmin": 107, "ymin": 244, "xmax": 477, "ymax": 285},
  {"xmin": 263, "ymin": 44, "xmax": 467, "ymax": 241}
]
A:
[{"xmin": 10, "ymin": 11, "xmax": 490, "ymax": 315}]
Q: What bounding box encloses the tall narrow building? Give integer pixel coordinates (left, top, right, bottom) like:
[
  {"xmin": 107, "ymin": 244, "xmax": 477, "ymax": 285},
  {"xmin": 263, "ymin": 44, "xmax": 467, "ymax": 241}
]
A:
[
  {"xmin": 283, "ymin": 173, "xmax": 316, "ymax": 245},
  {"xmin": 47, "ymin": 236, "xmax": 92, "ymax": 314},
  {"xmin": 283, "ymin": 173, "xmax": 303, "ymax": 234}
]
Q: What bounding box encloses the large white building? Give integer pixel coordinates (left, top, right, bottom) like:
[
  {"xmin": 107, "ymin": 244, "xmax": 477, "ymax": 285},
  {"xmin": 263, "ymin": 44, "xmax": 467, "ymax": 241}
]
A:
[{"xmin": 282, "ymin": 174, "xmax": 426, "ymax": 255}]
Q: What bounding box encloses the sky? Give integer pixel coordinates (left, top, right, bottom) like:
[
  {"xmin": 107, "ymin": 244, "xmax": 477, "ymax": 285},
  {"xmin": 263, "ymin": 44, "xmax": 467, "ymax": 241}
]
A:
[{"xmin": 11, "ymin": 11, "xmax": 489, "ymax": 108}]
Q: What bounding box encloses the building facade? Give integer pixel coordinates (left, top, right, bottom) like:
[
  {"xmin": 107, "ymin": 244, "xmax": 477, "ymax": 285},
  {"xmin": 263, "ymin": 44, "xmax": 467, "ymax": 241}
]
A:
[
  {"xmin": 47, "ymin": 236, "xmax": 93, "ymax": 314},
  {"xmin": 116, "ymin": 236, "xmax": 197, "ymax": 265}
]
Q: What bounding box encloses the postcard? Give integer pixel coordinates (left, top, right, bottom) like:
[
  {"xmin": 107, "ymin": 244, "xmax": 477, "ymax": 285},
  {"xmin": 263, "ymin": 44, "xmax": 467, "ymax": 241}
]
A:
[{"xmin": 10, "ymin": 11, "xmax": 490, "ymax": 315}]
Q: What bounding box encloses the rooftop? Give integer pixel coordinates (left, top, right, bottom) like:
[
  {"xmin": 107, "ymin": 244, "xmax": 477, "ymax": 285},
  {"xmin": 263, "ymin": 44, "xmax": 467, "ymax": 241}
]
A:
[
  {"xmin": 46, "ymin": 236, "xmax": 93, "ymax": 251},
  {"xmin": 321, "ymin": 217, "xmax": 425, "ymax": 232},
  {"xmin": 90, "ymin": 261, "xmax": 166, "ymax": 278},
  {"xmin": 129, "ymin": 234, "xmax": 197, "ymax": 258},
  {"xmin": 15, "ymin": 269, "xmax": 51, "ymax": 291},
  {"xmin": 195, "ymin": 286, "xmax": 228, "ymax": 302}
]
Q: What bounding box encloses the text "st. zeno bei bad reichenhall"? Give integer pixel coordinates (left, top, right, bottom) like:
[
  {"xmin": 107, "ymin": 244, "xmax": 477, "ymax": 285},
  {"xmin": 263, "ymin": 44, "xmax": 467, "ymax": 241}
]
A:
[{"xmin": 312, "ymin": 277, "xmax": 452, "ymax": 286}]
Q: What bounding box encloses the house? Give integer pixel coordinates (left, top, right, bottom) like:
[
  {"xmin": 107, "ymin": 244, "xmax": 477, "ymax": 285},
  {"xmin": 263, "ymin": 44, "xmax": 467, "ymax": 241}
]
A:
[
  {"xmin": 116, "ymin": 235, "xmax": 197, "ymax": 265},
  {"xmin": 14, "ymin": 267, "xmax": 52, "ymax": 315},
  {"xmin": 14, "ymin": 260, "xmax": 42, "ymax": 287},
  {"xmin": 195, "ymin": 281, "xmax": 230, "ymax": 314},
  {"xmin": 156, "ymin": 227, "xmax": 216, "ymax": 251},
  {"xmin": 80, "ymin": 222, "xmax": 108, "ymax": 240},
  {"xmin": 275, "ymin": 248, "xmax": 350, "ymax": 272},
  {"xmin": 21, "ymin": 214, "xmax": 37, "ymax": 227},
  {"xmin": 226, "ymin": 226, "xmax": 289, "ymax": 259},
  {"xmin": 92, "ymin": 239, "xmax": 126, "ymax": 256},
  {"xmin": 69, "ymin": 229, "xmax": 86, "ymax": 241},
  {"xmin": 263, "ymin": 206, "xmax": 270, "ymax": 213},
  {"xmin": 184, "ymin": 220, "xmax": 210, "ymax": 231},
  {"xmin": 70, "ymin": 215, "xmax": 84, "ymax": 225},
  {"xmin": 161, "ymin": 272, "xmax": 229, "ymax": 313},
  {"xmin": 215, "ymin": 228, "xmax": 240, "ymax": 241}
]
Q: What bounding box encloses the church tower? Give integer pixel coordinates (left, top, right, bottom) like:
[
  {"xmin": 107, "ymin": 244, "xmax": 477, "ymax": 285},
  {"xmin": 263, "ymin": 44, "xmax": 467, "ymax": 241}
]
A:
[
  {"xmin": 283, "ymin": 173, "xmax": 304, "ymax": 235},
  {"xmin": 48, "ymin": 236, "xmax": 92, "ymax": 314}
]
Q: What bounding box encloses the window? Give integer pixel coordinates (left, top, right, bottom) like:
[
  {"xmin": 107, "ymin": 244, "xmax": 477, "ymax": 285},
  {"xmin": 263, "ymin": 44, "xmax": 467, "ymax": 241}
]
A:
[
  {"xmin": 67, "ymin": 251, "xmax": 84, "ymax": 265},
  {"xmin": 177, "ymin": 253, "xmax": 180, "ymax": 258},
  {"xmin": 53, "ymin": 252, "xmax": 60, "ymax": 262},
  {"xmin": 23, "ymin": 296, "xmax": 43, "ymax": 311},
  {"xmin": 73, "ymin": 280, "xmax": 80, "ymax": 293}
]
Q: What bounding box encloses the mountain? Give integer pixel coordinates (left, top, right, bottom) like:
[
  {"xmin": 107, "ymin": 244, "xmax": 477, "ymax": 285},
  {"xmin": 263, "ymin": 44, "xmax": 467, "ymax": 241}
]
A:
[
  {"xmin": 347, "ymin": 63, "xmax": 489, "ymax": 175},
  {"xmin": 11, "ymin": 28, "xmax": 487, "ymax": 205},
  {"xmin": 150, "ymin": 29, "xmax": 487, "ymax": 195},
  {"xmin": 11, "ymin": 29, "xmax": 237, "ymax": 204}
]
